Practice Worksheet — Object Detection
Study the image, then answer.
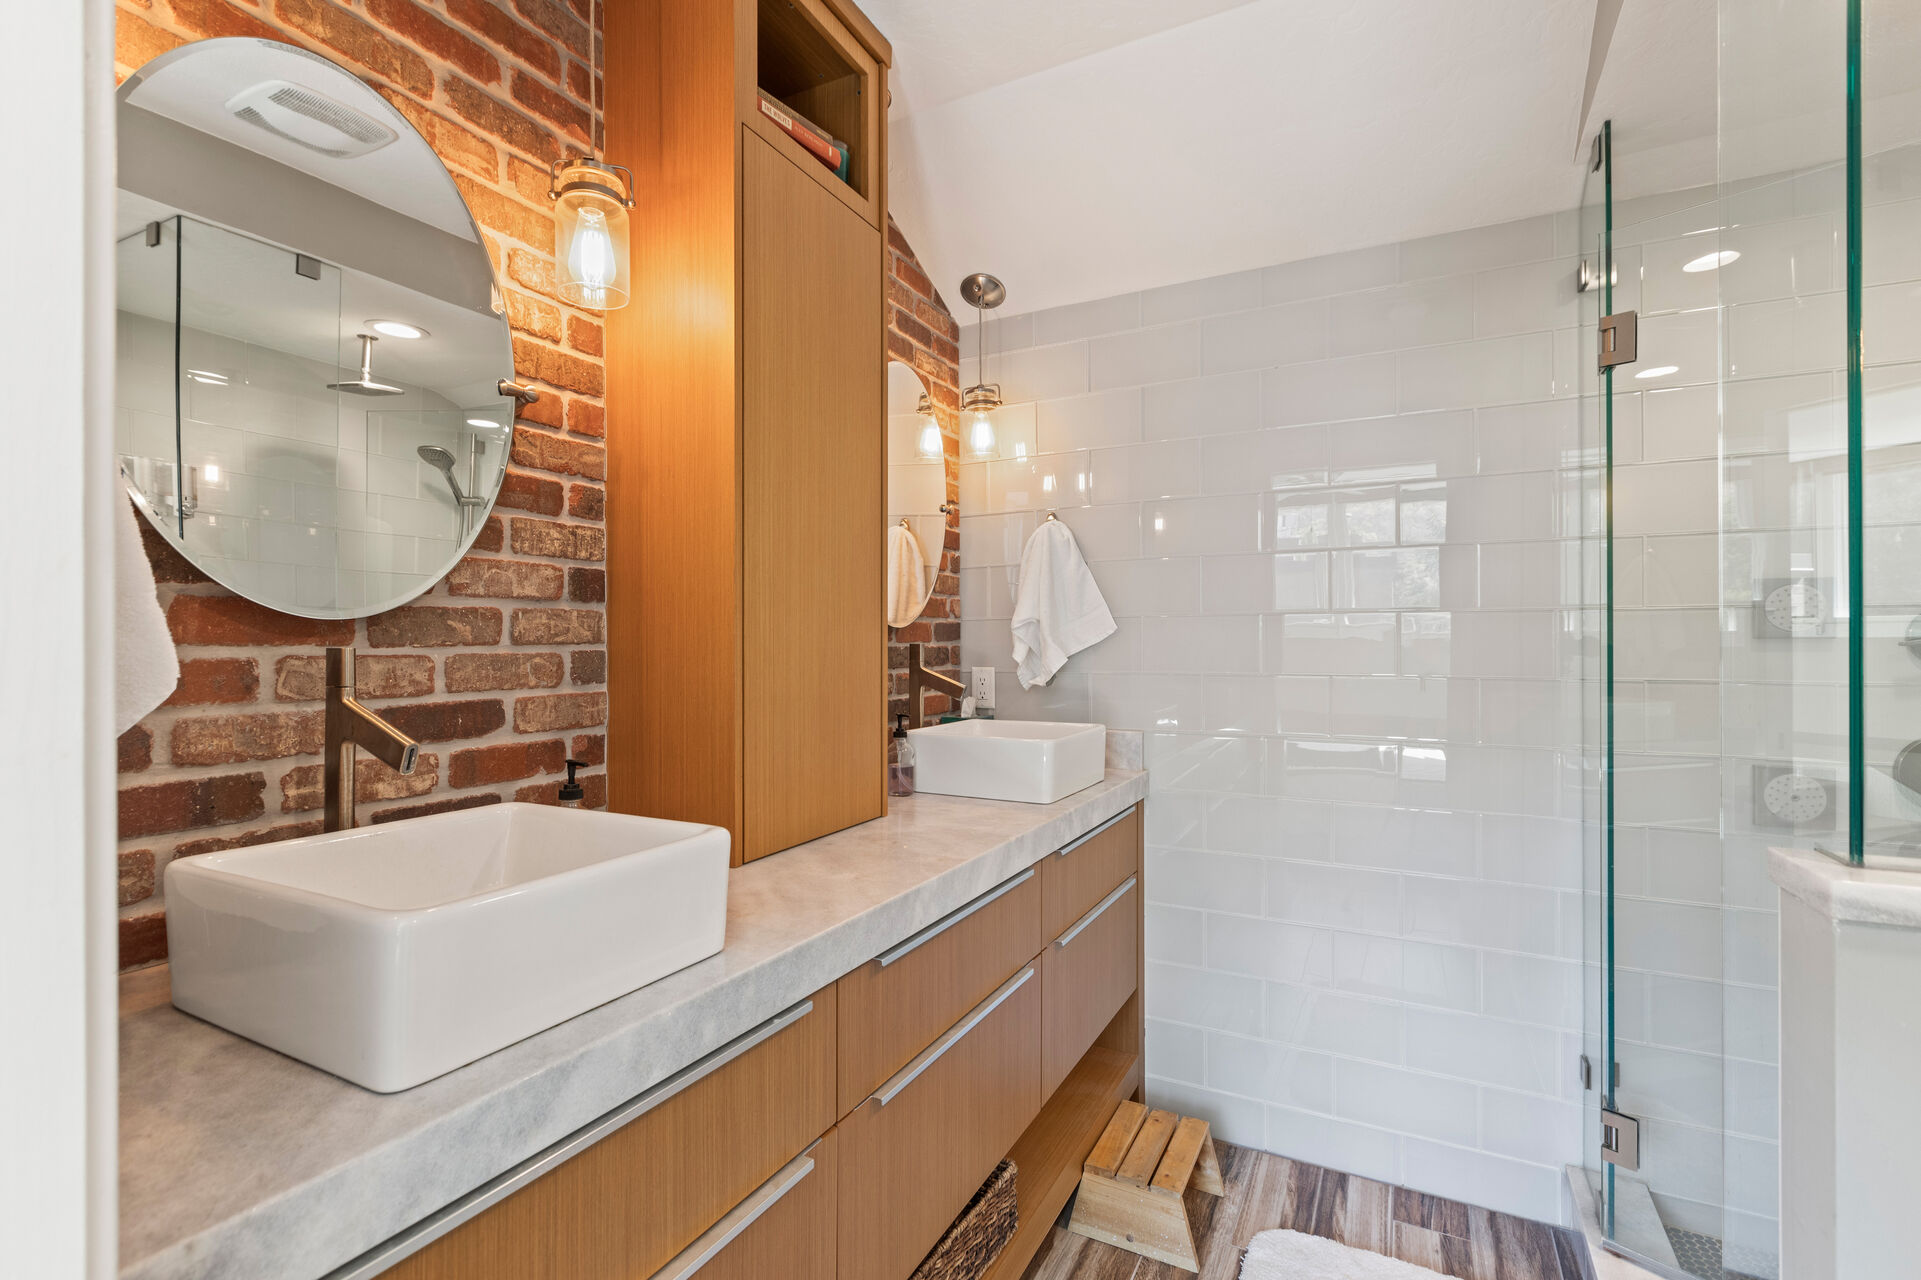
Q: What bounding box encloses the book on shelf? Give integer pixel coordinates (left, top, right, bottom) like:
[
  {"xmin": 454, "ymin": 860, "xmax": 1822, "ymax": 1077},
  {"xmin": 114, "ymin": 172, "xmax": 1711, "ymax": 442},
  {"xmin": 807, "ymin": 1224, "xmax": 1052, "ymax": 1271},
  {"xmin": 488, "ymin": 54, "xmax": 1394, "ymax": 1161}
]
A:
[{"xmin": 756, "ymin": 89, "xmax": 851, "ymax": 183}]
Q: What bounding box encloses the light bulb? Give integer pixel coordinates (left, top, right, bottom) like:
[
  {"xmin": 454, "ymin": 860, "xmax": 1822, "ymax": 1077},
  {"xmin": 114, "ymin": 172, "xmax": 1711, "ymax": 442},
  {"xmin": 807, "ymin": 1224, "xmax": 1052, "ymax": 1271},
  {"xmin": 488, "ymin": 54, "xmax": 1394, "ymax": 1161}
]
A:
[
  {"xmin": 915, "ymin": 415, "xmax": 943, "ymax": 462},
  {"xmin": 568, "ymin": 206, "xmax": 614, "ymax": 309},
  {"xmin": 966, "ymin": 409, "xmax": 998, "ymax": 460}
]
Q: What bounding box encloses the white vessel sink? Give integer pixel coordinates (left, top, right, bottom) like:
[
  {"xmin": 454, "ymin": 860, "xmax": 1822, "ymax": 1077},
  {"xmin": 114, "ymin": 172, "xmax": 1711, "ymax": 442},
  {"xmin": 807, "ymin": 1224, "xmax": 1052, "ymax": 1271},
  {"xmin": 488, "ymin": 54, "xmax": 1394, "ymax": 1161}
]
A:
[
  {"xmin": 909, "ymin": 720, "xmax": 1107, "ymax": 804},
  {"xmin": 164, "ymin": 803, "xmax": 730, "ymax": 1093}
]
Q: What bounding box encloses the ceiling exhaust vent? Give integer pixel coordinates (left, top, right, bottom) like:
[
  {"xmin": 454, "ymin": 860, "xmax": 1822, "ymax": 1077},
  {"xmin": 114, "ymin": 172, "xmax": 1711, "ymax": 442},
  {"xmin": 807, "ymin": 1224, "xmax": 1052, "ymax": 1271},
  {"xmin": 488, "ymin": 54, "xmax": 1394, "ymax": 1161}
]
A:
[{"xmin": 224, "ymin": 80, "xmax": 396, "ymax": 159}]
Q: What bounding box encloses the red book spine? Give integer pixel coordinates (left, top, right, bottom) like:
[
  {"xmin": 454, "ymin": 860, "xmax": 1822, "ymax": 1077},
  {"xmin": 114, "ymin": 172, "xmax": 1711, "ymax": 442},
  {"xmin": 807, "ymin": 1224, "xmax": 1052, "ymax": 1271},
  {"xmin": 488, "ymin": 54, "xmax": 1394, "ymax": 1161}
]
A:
[{"xmin": 756, "ymin": 91, "xmax": 845, "ymax": 173}]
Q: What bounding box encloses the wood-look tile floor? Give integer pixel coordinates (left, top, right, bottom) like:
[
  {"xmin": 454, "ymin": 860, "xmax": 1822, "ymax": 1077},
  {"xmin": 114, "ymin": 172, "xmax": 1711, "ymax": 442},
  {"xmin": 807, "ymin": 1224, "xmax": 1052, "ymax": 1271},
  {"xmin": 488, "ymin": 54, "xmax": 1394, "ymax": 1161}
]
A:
[{"xmin": 1020, "ymin": 1140, "xmax": 1591, "ymax": 1280}]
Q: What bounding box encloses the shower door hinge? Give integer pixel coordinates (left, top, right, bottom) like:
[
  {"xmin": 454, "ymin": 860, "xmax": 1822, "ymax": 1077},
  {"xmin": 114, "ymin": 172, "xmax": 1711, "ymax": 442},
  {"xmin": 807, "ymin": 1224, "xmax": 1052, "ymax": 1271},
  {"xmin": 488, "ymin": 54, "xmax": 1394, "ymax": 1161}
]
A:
[
  {"xmin": 1598, "ymin": 310, "xmax": 1638, "ymax": 371},
  {"xmin": 1578, "ymin": 1055, "xmax": 1621, "ymax": 1091},
  {"xmin": 1600, "ymin": 1108, "xmax": 1641, "ymax": 1171}
]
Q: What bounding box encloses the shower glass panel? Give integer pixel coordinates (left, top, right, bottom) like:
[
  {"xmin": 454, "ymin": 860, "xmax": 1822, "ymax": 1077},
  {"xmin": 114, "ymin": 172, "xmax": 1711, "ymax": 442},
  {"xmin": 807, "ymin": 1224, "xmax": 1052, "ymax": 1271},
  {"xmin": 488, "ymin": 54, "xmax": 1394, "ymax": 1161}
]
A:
[
  {"xmin": 115, "ymin": 215, "xmax": 182, "ymax": 533},
  {"xmin": 1573, "ymin": 124, "xmax": 1613, "ymax": 1262},
  {"xmin": 1859, "ymin": 0, "xmax": 1921, "ymax": 861},
  {"xmin": 1582, "ymin": 98, "xmax": 1792, "ymax": 1276},
  {"xmin": 174, "ymin": 214, "xmax": 346, "ymax": 605}
]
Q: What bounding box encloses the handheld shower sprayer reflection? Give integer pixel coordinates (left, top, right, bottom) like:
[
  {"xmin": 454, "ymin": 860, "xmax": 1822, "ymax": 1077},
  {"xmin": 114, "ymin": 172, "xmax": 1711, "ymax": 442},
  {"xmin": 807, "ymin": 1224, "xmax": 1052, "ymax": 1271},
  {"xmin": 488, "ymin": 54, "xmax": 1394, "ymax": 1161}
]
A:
[{"xmin": 417, "ymin": 444, "xmax": 486, "ymax": 510}]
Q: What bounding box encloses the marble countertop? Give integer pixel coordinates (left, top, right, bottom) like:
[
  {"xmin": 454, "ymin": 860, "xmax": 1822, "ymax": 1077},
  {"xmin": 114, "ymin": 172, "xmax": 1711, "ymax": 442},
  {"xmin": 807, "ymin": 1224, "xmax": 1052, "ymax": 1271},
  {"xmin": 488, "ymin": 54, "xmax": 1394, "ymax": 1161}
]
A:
[
  {"xmin": 1770, "ymin": 845, "xmax": 1921, "ymax": 927},
  {"xmin": 119, "ymin": 769, "xmax": 1147, "ymax": 1280}
]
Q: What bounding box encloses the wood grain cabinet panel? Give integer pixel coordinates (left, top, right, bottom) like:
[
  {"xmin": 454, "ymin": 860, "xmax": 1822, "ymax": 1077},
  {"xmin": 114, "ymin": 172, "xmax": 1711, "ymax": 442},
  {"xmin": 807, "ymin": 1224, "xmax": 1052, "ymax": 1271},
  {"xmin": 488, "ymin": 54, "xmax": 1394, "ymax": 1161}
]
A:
[
  {"xmin": 1041, "ymin": 877, "xmax": 1139, "ymax": 1099},
  {"xmin": 647, "ymin": 1128, "xmax": 838, "ymax": 1280},
  {"xmin": 604, "ymin": 0, "xmax": 889, "ymax": 865},
  {"xmin": 1041, "ymin": 807, "xmax": 1141, "ymax": 942},
  {"xmin": 836, "ymin": 868, "xmax": 1041, "ymax": 1114},
  {"xmin": 379, "ymin": 989, "xmax": 837, "ymax": 1280},
  {"xmin": 838, "ymin": 965, "xmax": 1043, "ymax": 1280},
  {"xmin": 740, "ymin": 130, "xmax": 884, "ymax": 862}
]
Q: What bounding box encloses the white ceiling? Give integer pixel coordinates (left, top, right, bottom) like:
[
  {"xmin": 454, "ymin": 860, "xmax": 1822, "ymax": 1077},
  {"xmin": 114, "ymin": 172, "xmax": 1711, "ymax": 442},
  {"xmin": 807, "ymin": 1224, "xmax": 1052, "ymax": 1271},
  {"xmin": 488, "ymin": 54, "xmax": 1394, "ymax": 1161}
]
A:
[
  {"xmin": 873, "ymin": 0, "xmax": 1613, "ymax": 317},
  {"xmin": 877, "ymin": 0, "xmax": 1265, "ymax": 120}
]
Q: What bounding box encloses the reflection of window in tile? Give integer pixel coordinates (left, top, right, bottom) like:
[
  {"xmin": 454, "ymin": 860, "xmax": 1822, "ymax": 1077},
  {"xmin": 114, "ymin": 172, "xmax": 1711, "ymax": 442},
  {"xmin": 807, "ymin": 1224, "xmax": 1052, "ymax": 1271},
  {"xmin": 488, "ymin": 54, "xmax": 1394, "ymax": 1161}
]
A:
[
  {"xmin": 1273, "ymin": 552, "xmax": 1331, "ymax": 610},
  {"xmin": 1339, "ymin": 549, "xmax": 1398, "ymax": 609},
  {"xmin": 1401, "ymin": 745, "xmax": 1448, "ymax": 782},
  {"xmin": 1271, "ymin": 493, "xmax": 1330, "ymax": 548},
  {"xmin": 1400, "ymin": 612, "xmax": 1452, "ymax": 677},
  {"xmin": 1400, "ymin": 480, "xmax": 1449, "ymax": 545},
  {"xmin": 1282, "ymin": 738, "xmax": 1399, "ymax": 775},
  {"xmin": 1335, "ymin": 487, "xmax": 1397, "ymax": 545},
  {"xmin": 1395, "ymin": 546, "xmax": 1442, "ymax": 608}
]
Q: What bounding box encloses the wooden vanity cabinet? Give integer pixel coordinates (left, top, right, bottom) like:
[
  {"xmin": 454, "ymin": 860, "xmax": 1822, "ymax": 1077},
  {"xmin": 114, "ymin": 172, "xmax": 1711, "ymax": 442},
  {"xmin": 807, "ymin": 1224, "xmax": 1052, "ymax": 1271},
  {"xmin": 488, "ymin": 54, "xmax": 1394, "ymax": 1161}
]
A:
[
  {"xmin": 838, "ymin": 965, "xmax": 1045, "ymax": 1280},
  {"xmin": 378, "ymin": 988, "xmax": 836, "ymax": 1280},
  {"xmin": 604, "ymin": 0, "xmax": 891, "ymax": 865},
  {"xmin": 836, "ymin": 868, "xmax": 1042, "ymax": 1114},
  {"xmin": 367, "ymin": 804, "xmax": 1144, "ymax": 1280}
]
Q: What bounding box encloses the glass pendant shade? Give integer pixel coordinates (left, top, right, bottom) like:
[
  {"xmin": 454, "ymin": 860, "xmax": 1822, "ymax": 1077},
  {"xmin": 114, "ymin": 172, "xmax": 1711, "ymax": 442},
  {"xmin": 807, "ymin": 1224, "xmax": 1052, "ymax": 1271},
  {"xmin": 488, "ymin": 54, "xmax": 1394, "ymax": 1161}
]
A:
[
  {"xmin": 914, "ymin": 395, "xmax": 942, "ymax": 461},
  {"xmin": 550, "ymin": 159, "xmax": 633, "ymax": 310},
  {"xmin": 962, "ymin": 383, "xmax": 1001, "ymax": 460},
  {"xmin": 966, "ymin": 408, "xmax": 998, "ymax": 459}
]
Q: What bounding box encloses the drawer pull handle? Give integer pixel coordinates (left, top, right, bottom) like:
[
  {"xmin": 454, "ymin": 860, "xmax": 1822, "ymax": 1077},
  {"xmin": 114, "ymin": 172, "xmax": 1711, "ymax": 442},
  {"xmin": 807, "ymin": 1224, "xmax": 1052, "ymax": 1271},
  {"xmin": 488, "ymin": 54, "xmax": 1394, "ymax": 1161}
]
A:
[
  {"xmin": 873, "ymin": 965, "xmax": 1036, "ymax": 1106},
  {"xmin": 1053, "ymin": 876, "xmax": 1136, "ymax": 950},
  {"xmin": 650, "ymin": 1143, "xmax": 819, "ymax": 1280},
  {"xmin": 877, "ymin": 868, "xmax": 1035, "ymax": 968},
  {"xmin": 1054, "ymin": 807, "xmax": 1132, "ymax": 858},
  {"xmin": 317, "ymin": 999, "xmax": 815, "ymax": 1280}
]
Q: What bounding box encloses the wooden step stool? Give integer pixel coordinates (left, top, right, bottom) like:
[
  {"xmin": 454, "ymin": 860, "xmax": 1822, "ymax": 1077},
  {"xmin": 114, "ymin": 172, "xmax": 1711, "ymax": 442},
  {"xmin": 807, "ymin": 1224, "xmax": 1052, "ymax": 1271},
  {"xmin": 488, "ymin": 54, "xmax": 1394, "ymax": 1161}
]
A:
[{"xmin": 1066, "ymin": 1102, "xmax": 1224, "ymax": 1272}]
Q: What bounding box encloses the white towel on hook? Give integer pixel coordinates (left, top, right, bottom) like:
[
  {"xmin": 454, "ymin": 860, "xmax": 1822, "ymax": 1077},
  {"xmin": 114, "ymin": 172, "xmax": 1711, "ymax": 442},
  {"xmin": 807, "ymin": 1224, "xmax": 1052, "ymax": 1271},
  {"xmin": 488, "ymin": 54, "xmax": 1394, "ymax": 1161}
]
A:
[
  {"xmin": 886, "ymin": 521, "xmax": 932, "ymax": 628},
  {"xmin": 1010, "ymin": 518, "xmax": 1115, "ymax": 689},
  {"xmin": 116, "ymin": 496, "xmax": 179, "ymax": 734}
]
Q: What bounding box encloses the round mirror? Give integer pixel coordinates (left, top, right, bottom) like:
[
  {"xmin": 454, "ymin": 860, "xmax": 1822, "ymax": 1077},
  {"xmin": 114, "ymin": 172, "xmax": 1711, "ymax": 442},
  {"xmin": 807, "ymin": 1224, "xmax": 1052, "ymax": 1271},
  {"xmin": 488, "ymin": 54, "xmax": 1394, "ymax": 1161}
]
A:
[
  {"xmin": 114, "ymin": 38, "xmax": 518, "ymax": 619},
  {"xmin": 886, "ymin": 360, "xmax": 944, "ymax": 626}
]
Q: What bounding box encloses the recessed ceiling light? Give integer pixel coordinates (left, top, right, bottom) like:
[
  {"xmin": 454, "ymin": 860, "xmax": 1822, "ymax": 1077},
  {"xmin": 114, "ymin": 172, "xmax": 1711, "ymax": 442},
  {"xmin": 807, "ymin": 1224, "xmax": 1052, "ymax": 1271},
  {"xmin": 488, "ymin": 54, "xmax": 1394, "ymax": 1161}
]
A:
[
  {"xmin": 367, "ymin": 320, "xmax": 427, "ymax": 339},
  {"xmin": 1635, "ymin": 365, "xmax": 1680, "ymax": 380},
  {"xmin": 1682, "ymin": 250, "xmax": 1740, "ymax": 273}
]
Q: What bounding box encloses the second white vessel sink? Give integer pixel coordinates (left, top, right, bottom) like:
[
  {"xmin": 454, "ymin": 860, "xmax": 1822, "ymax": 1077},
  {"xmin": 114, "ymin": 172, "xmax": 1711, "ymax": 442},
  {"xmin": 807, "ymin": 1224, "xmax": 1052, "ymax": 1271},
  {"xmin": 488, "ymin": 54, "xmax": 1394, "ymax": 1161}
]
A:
[
  {"xmin": 909, "ymin": 719, "xmax": 1107, "ymax": 804},
  {"xmin": 164, "ymin": 803, "xmax": 729, "ymax": 1092}
]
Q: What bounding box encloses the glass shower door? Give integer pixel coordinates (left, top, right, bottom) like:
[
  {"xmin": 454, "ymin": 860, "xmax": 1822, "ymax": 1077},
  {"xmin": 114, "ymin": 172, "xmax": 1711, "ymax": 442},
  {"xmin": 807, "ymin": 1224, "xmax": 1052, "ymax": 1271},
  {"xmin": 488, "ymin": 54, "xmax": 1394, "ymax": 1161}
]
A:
[{"xmin": 1583, "ymin": 114, "xmax": 1782, "ymax": 1280}]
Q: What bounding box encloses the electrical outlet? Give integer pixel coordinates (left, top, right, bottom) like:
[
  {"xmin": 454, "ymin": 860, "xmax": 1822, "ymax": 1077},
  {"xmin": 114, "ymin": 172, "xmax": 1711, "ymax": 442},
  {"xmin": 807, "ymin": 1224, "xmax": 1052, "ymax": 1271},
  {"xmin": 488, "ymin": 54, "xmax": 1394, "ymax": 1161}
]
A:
[{"xmin": 972, "ymin": 666, "xmax": 995, "ymax": 709}]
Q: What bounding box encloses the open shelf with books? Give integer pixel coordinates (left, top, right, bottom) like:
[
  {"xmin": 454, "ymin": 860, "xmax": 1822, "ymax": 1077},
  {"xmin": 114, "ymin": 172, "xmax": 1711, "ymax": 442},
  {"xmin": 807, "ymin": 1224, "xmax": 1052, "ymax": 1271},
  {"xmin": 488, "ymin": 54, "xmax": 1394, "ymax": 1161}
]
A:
[{"xmin": 747, "ymin": 0, "xmax": 882, "ymax": 223}]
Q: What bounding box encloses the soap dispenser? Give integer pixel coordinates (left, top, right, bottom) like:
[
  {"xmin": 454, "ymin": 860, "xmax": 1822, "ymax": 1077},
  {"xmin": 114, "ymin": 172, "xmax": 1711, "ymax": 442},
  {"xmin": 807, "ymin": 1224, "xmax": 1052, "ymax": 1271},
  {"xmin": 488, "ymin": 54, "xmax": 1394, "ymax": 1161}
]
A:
[
  {"xmin": 558, "ymin": 759, "xmax": 586, "ymax": 808},
  {"xmin": 888, "ymin": 715, "xmax": 916, "ymax": 798}
]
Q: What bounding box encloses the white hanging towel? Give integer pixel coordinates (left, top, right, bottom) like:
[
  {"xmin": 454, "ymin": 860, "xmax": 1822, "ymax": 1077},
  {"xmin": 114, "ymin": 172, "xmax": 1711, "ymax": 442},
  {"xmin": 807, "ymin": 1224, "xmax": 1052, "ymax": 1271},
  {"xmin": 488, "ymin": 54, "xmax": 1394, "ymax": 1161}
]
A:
[
  {"xmin": 116, "ymin": 497, "xmax": 180, "ymax": 734},
  {"xmin": 1010, "ymin": 518, "xmax": 1116, "ymax": 689},
  {"xmin": 886, "ymin": 521, "xmax": 931, "ymax": 628}
]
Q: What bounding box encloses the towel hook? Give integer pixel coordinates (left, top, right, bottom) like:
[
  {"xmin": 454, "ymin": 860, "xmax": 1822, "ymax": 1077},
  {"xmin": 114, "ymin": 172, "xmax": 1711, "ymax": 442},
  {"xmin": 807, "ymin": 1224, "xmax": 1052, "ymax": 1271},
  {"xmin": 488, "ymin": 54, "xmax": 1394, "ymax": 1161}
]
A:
[{"xmin": 1043, "ymin": 509, "xmax": 1059, "ymax": 522}]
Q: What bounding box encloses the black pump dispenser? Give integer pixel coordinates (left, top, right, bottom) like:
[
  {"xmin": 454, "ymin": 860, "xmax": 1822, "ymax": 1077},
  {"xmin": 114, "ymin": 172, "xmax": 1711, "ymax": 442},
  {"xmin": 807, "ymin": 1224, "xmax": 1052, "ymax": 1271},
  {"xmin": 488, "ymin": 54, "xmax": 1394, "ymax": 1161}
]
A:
[{"xmin": 559, "ymin": 758, "xmax": 586, "ymax": 805}]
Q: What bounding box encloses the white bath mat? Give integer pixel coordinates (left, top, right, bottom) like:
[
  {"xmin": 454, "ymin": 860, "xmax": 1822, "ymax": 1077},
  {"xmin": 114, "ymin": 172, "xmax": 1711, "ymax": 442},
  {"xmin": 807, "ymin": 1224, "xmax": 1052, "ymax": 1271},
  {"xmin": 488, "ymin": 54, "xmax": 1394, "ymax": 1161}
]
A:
[{"xmin": 1239, "ymin": 1229, "xmax": 1445, "ymax": 1280}]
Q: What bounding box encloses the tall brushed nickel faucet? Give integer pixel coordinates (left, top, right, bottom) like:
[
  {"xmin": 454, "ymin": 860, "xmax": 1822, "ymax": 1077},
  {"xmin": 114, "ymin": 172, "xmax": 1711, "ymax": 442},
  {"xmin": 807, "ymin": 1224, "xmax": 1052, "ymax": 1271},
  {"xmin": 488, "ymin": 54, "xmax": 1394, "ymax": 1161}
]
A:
[
  {"xmin": 905, "ymin": 642, "xmax": 966, "ymax": 730},
  {"xmin": 324, "ymin": 647, "xmax": 420, "ymax": 831}
]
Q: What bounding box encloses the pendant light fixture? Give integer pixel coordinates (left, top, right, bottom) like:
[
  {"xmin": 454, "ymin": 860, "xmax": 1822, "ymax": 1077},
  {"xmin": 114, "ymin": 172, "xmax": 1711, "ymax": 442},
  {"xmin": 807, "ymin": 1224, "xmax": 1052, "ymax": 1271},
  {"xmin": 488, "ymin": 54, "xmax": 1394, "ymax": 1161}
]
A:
[
  {"xmin": 959, "ymin": 272, "xmax": 1006, "ymax": 460},
  {"xmin": 913, "ymin": 392, "xmax": 943, "ymax": 461},
  {"xmin": 548, "ymin": 157, "xmax": 635, "ymax": 310}
]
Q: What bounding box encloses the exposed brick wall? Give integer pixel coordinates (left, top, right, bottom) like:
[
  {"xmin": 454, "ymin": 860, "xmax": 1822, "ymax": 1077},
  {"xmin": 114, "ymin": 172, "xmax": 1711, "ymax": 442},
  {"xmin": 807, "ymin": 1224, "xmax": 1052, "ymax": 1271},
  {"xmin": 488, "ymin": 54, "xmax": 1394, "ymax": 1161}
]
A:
[
  {"xmin": 113, "ymin": 0, "xmax": 608, "ymax": 970},
  {"xmin": 885, "ymin": 216, "xmax": 962, "ymax": 725}
]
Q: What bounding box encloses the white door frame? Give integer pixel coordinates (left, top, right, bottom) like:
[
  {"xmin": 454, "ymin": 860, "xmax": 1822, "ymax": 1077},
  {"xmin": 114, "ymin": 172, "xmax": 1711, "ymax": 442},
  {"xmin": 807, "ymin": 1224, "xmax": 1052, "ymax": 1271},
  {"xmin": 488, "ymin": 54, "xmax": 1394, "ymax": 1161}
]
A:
[{"xmin": 0, "ymin": 0, "xmax": 120, "ymax": 1274}]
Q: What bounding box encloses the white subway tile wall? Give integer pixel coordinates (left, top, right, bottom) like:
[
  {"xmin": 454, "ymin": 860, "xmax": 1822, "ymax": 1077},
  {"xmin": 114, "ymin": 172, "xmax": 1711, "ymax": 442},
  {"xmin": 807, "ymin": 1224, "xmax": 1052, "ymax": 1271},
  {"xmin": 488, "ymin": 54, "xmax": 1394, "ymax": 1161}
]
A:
[{"xmin": 961, "ymin": 212, "xmax": 1591, "ymax": 1224}]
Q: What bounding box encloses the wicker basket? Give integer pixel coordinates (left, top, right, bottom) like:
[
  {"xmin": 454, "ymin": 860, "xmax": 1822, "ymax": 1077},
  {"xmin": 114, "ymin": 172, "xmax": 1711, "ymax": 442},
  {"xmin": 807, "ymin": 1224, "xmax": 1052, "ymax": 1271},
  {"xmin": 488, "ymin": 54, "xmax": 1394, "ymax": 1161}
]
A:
[{"xmin": 909, "ymin": 1160, "xmax": 1019, "ymax": 1280}]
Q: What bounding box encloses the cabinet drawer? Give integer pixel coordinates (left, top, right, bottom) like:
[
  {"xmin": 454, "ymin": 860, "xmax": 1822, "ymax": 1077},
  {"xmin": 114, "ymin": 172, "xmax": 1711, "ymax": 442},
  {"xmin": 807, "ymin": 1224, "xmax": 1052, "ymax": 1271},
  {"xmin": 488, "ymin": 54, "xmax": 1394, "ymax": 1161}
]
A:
[
  {"xmin": 837, "ymin": 868, "xmax": 1041, "ymax": 1114},
  {"xmin": 838, "ymin": 965, "xmax": 1043, "ymax": 1280},
  {"xmin": 373, "ymin": 989, "xmax": 837, "ymax": 1280},
  {"xmin": 645, "ymin": 1130, "xmax": 837, "ymax": 1280},
  {"xmin": 1042, "ymin": 876, "xmax": 1139, "ymax": 1097},
  {"xmin": 1041, "ymin": 805, "xmax": 1140, "ymax": 942}
]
